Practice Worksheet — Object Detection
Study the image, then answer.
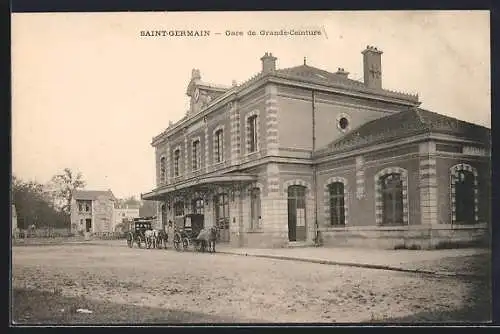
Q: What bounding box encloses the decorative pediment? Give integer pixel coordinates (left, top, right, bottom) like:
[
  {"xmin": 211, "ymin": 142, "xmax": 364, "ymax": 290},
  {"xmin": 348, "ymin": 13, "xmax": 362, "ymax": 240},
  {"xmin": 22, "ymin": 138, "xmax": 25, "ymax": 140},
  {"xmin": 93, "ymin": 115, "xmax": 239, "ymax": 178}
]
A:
[
  {"xmin": 185, "ymin": 69, "xmax": 232, "ymax": 117},
  {"xmin": 186, "ymin": 69, "xmax": 201, "ymax": 97}
]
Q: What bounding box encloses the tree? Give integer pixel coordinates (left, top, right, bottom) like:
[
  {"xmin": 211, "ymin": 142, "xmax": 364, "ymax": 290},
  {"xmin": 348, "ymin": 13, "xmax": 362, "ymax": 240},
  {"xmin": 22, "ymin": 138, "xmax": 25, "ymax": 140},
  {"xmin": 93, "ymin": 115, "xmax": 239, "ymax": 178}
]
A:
[
  {"xmin": 12, "ymin": 175, "xmax": 69, "ymax": 229},
  {"xmin": 139, "ymin": 200, "xmax": 157, "ymax": 217},
  {"xmin": 48, "ymin": 168, "xmax": 86, "ymax": 215}
]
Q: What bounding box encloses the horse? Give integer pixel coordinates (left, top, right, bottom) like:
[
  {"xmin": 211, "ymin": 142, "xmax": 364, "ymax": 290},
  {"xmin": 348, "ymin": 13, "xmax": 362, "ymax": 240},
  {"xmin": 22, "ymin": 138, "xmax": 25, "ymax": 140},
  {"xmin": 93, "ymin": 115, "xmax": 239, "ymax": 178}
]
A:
[
  {"xmin": 196, "ymin": 226, "xmax": 218, "ymax": 253},
  {"xmin": 144, "ymin": 229, "xmax": 156, "ymax": 249},
  {"xmin": 155, "ymin": 229, "xmax": 168, "ymax": 249}
]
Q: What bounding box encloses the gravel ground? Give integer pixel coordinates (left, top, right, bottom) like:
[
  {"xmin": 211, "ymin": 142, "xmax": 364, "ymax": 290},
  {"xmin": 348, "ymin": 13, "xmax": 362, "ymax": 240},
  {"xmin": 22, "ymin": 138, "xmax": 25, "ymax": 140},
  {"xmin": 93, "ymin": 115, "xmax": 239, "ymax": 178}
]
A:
[{"xmin": 11, "ymin": 244, "xmax": 491, "ymax": 324}]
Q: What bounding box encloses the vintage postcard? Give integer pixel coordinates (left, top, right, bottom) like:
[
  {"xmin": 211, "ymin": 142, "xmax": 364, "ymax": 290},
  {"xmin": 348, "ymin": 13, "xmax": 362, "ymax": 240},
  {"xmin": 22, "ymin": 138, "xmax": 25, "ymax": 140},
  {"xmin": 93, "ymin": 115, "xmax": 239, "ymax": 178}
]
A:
[{"xmin": 11, "ymin": 10, "xmax": 491, "ymax": 325}]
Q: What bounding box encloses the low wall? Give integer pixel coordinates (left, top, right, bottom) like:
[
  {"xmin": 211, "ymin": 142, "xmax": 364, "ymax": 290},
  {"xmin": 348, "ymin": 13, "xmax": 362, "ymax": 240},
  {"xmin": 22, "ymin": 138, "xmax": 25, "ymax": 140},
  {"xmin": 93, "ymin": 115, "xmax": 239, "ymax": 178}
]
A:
[
  {"xmin": 318, "ymin": 224, "xmax": 490, "ymax": 250},
  {"xmin": 229, "ymin": 231, "xmax": 290, "ymax": 248},
  {"xmin": 13, "ymin": 228, "xmax": 72, "ymax": 239}
]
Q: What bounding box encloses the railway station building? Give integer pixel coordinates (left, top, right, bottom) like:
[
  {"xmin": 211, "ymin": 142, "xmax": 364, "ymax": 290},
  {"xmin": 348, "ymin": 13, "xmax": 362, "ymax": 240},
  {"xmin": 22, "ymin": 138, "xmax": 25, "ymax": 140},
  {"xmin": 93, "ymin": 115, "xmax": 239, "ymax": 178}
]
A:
[{"xmin": 142, "ymin": 46, "xmax": 491, "ymax": 249}]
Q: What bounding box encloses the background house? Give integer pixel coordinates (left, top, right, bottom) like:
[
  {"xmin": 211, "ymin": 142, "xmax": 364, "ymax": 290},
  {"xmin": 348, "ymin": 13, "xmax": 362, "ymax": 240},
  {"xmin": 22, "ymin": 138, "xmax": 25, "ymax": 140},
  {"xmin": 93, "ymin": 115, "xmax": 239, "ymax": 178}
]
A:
[
  {"xmin": 71, "ymin": 190, "xmax": 115, "ymax": 234},
  {"xmin": 112, "ymin": 203, "xmax": 140, "ymax": 232}
]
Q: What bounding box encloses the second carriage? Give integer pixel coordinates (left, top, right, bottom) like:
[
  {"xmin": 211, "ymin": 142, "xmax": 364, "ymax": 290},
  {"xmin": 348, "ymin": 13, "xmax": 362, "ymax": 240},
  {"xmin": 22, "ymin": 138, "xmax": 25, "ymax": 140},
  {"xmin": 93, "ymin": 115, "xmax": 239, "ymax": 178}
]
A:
[
  {"xmin": 126, "ymin": 217, "xmax": 155, "ymax": 248},
  {"xmin": 172, "ymin": 213, "xmax": 207, "ymax": 252}
]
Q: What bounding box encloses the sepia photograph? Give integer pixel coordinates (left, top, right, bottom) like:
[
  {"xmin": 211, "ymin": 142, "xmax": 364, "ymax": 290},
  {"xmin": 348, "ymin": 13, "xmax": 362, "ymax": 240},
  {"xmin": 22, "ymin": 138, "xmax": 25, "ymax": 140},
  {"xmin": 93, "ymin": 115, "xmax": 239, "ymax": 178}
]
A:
[{"xmin": 10, "ymin": 10, "xmax": 491, "ymax": 325}]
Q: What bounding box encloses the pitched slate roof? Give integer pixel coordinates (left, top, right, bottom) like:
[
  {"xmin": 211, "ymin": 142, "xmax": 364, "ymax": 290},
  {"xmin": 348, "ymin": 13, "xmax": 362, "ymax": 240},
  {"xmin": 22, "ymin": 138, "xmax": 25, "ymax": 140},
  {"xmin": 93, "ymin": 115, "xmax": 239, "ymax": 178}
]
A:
[
  {"xmin": 315, "ymin": 108, "xmax": 491, "ymax": 157},
  {"xmin": 73, "ymin": 190, "xmax": 115, "ymax": 201},
  {"xmin": 273, "ymin": 64, "xmax": 419, "ymax": 103},
  {"xmin": 276, "ymin": 64, "xmax": 366, "ymax": 88}
]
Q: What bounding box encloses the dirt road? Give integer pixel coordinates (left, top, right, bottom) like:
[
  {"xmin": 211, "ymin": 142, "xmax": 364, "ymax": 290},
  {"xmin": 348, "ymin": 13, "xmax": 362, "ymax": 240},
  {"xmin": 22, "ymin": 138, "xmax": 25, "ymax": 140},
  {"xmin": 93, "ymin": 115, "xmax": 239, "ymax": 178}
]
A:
[{"xmin": 11, "ymin": 243, "xmax": 490, "ymax": 324}]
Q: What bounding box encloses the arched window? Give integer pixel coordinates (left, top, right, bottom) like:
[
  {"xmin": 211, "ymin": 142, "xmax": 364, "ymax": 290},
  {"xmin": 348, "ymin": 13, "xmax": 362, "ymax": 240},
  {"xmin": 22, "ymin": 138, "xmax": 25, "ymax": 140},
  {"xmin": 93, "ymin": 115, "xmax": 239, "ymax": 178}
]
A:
[
  {"xmin": 173, "ymin": 149, "xmax": 181, "ymax": 176},
  {"xmin": 381, "ymin": 173, "xmax": 404, "ymax": 225},
  {"xmin": 454, "ymin": 170, "xmax": 475, "ymax": 224},
  {"xmin": 160, "ymin": 156, "xmax": 166, "ymax": 183},
  {"xmin": 192, "ymin": 198, "xmax": 204, "ymax": 214},
  {"xmin": 174, "ymin": 201, "xmax": 184, "ymax": 217},
  {"xmin": 329, "ymin": 182, "xmax": 345, "ymax": 226},
  {"xmin": 192, "ymin": 140, "xmax": 201, "ymax": 171}
]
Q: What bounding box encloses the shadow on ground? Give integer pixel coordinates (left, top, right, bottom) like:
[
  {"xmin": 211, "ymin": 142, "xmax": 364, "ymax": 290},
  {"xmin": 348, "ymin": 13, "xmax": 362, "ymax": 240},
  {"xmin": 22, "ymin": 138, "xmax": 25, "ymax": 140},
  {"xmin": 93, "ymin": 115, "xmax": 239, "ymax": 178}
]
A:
[
  {"xmin": 369, "ymin": 262, "xmax": 492, "ymax": 324},
  {"xmin": 12, "ymin": 289, "xmax": 249, "ymax": 325}
]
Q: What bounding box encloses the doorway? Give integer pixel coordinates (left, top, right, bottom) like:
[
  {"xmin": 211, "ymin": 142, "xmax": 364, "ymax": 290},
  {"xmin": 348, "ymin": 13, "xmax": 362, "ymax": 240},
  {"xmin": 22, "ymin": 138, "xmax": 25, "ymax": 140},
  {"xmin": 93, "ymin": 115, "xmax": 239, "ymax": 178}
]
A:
[
  {"xmin": 250, "ymin": 188, "xmax": 261, "ymax": 229},
  {"xmin": 214, "ymin": 193, "xmax": 230, "ymax": 242},
  {"xmin": 287, "ymin": 185, "xmax": 306, "ymax": 241},
  {"xmin": 85, "ymin": 219, "xmax": 92, "ymax": 233}
]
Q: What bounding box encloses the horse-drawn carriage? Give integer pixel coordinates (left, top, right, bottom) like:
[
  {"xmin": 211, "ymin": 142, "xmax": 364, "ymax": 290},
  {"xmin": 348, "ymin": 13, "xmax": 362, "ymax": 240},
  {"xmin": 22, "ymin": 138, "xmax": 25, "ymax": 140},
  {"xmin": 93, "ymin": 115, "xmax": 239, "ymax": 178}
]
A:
[
  {"xmin": 172, "ymin": 214, "xmax": 217, "ymax": 252},
  {"xmin": 126, "ymin": 217, "xmax": 154, "ymax": 248}
]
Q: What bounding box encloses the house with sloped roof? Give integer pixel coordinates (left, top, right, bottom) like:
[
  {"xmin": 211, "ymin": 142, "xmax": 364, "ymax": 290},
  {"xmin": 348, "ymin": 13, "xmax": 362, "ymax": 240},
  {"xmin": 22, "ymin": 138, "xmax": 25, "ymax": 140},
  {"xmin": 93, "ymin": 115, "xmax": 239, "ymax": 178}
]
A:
[
  {"xmin": 71, "ymin": 190, "xmax": 116, "ymax": 234},
  {"xmin": 142, "ymin": 46, "xmax": 490, "ymax": 249},
  {"xmin": 112, "ymin": 202, "xmax": 140, "ymax": 232}
]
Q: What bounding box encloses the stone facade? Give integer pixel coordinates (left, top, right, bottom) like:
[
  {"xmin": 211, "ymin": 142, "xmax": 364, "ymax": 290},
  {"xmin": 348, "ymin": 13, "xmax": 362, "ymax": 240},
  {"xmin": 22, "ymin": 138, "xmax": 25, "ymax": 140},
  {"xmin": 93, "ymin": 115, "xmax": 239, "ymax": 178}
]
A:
[{"xmin": 143, "ymin": 46, "xmax": 490, "ymax": 249}]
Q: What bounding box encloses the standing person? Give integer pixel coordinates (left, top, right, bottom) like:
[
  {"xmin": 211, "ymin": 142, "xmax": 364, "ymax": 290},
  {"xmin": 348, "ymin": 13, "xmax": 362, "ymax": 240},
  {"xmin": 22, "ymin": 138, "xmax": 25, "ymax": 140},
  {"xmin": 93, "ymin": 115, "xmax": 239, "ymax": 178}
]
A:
[{"xmin": 166, "ymin": 220, "xmax": 174, "ymax": 248}]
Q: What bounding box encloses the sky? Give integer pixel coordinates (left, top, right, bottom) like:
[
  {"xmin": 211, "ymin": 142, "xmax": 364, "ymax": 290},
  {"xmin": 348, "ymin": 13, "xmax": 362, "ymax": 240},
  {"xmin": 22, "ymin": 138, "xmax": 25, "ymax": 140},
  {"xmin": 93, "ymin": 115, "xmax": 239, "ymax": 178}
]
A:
[{"xmin": 11, "ymin": 11, "xmax": 490, "ymax": 199}]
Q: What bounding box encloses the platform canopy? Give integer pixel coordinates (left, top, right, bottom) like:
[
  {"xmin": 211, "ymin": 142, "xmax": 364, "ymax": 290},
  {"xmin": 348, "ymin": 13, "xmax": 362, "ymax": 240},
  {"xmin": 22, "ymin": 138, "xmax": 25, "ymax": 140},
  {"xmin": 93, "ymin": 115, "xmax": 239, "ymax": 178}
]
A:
[{"xmin": 141, "ymin": 172, "xmax": 258, "ymax": 202}]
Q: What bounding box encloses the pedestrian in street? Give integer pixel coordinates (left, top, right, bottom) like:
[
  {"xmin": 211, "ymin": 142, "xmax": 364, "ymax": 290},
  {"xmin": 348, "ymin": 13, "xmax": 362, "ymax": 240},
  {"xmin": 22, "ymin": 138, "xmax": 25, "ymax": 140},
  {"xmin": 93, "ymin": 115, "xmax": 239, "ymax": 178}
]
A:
[{"xmin": 166, "ymin": 220, "xmax": 175, "ymax": 247}]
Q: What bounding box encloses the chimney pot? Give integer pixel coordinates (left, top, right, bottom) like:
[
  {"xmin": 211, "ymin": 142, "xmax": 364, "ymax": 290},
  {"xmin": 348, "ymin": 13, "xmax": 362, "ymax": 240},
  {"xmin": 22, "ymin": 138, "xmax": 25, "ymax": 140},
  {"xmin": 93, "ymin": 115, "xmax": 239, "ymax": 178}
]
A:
[
  {"xmin": 362, "ymin": 45, "xmax": 383, "ymax": 89},
  {"xmin": 261, "ymin": 52, "xmax": 277, "ymax": 73}
]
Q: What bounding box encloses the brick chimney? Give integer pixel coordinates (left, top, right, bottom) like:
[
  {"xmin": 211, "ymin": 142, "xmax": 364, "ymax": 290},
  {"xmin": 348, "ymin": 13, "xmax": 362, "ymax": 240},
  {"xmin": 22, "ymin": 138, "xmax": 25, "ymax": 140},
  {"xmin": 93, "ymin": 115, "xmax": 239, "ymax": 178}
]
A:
[
  {"xmin": 362, "ymin": 45, "xmax": 383, "ymax": 89},
  {"xmin": 335, "ymin": 67, "xmax": 350, "ymax": 78},
  {"xmin": 260, "ymin": 52, "xmax": 277, "ymax": 73},
  {"xmin": 191, "ymin": 68, "xmax": 201, "ymax": 80}
]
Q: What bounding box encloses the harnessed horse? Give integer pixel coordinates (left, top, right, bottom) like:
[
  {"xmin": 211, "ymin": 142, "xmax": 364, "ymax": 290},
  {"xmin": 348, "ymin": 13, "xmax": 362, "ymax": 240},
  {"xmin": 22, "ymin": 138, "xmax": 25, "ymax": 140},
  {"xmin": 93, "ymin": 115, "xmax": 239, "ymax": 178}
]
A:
[
  {"xmin": 144, "ymin": 229, "xmax": 159, "ymax": 249},
  {"xmin": 196, "ymin": 226, "xmax": 218, "ymax": 253},
  {"xmin": 155, "ymin": 229, "xmax": 167, "ymax": 249}
]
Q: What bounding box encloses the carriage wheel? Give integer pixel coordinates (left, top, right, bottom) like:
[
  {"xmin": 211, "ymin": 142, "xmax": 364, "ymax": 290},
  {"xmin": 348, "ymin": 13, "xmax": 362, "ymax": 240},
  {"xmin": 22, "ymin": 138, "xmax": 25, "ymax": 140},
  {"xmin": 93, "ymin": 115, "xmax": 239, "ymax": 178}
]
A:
[
  {"xmin": 182, "ymin": 237, "xmax": 190, "ymax": 251},
  {"xmin": 127, "ymin": 233, "xmax": 133, "ymax": 248},
  {"xmin": 137, "ymin": 236, "xmax": 144, "ymax": 248},
  {"xmin": 173, "ymin": 234, "xmax": 181, "ymax": 251}
]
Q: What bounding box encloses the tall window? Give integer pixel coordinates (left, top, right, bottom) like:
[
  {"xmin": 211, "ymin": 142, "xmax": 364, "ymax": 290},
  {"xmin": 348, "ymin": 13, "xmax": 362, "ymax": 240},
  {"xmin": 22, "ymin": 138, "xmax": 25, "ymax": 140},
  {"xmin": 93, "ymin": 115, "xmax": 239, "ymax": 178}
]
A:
[
  {"xmin": 215, "ymin": 129, "xmax": 224, "ymax": 163},
  {"xmin": 381, "ymin": 173, "xmax": 404, "ymax": 225},
  {"xmin": 192, "ymin": 140, "xmax": 201, "ymax": 171},
  {"xmin": 174, "ymin": 149, "xmax": 180, "ymax": 176},
  {"xmin": 216, "ymin": 194, "xmax": 229, "ymax": 220},
  {"xmin": 160, "ymin": 156, "xmax": 166, "ymax": 183},
  {"xmin": 248, "ymin": 115, "xmax": 258, "ymax": 153},
  {"xmin": 192, "ymin": 198, "xmax": 204, "ymax": 214},
  {"xmin": 455, "ymin": 170, "xmax": 475, "ymax": 224},
  {"xmin": 329, "ymin": 182, "xmax": 345, "ymax": 226},
  {"xmin": 174, "ymin": 201, "xmax": 184, "ymax": 217},
  {"xmin": 250, "ymin": 188, "xmax": 261, "ymax": 229}
]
